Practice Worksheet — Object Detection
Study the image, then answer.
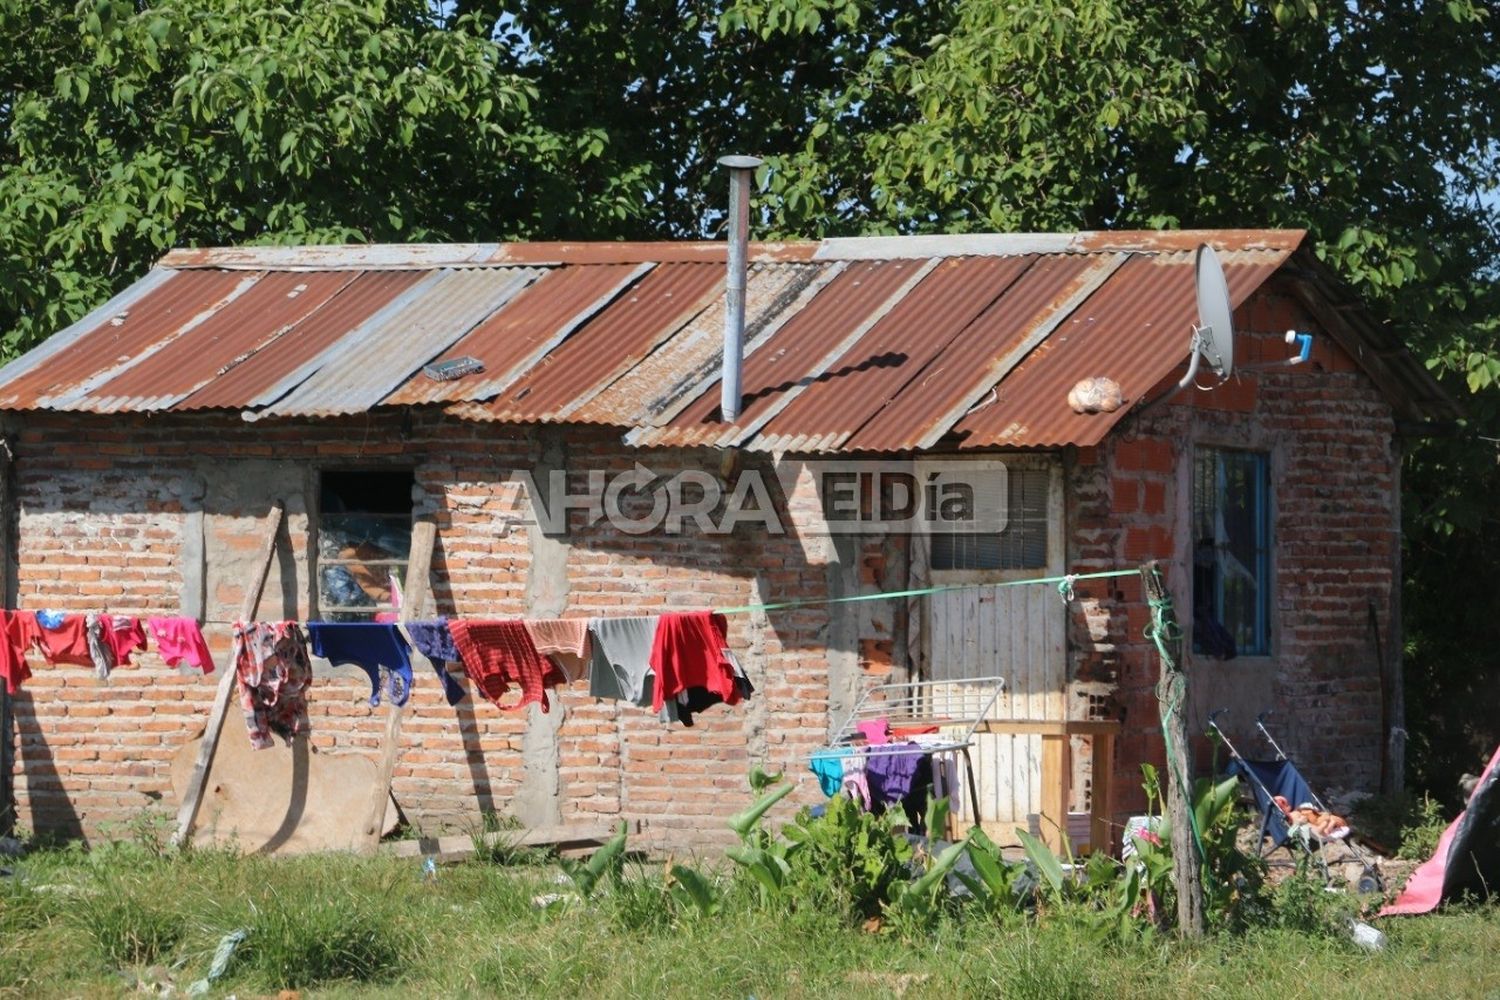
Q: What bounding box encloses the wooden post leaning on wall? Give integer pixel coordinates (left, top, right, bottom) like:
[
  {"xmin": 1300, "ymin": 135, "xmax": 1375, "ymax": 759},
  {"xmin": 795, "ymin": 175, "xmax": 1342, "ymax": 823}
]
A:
[
  {"xmin": 171, "ymin": 500, "xmax": 286, "ymax": 849},
  {"xmin": 1139, "ymin": 560, "xmax": 1205, "ymax": 937},
  {"xmin": 358, "ymin": 517, "xmax": 437, "ymax": 852}
]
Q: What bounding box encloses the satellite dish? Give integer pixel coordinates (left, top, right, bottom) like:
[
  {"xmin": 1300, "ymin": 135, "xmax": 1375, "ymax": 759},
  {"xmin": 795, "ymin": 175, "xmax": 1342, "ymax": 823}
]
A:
[{"xmin": 1178, "ymin": 244, "xmax": 1234, "ymax": 388}]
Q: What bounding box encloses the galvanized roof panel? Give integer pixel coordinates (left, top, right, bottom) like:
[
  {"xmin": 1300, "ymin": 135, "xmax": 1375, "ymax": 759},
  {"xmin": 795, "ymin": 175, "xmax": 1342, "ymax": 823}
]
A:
[
  {"xmin": 0, "ymin": 228, "xmax": 1441, "ymax": 447},
  {"xmin": 0, "ymin": 267, "xmax": 176, "ymax": 408},
  {"xmin": 388, "ymin": 263, "xmax": 651, "ymax": 405},
  {"xmin": 752, "ymin": 256, "xmax": 1035, "ymax": 453},
  {"xmin": 631, "ymin": 259, "xmax": 930, "ymax": 448},
  {"xmin": 576, "ymin": 262, "xmax": 831, "ymax": 429},
  {"xmin": 844, "ymin": 254, "xmax": 1116, "ymax": 453},
  {"xmin": 255, "ymin": 267, "xmax": 543, "ymax": 418}
]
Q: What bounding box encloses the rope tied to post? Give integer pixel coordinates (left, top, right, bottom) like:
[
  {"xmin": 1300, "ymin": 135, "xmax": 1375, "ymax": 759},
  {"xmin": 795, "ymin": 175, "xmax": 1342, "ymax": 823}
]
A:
[{"xmin": 1142, "ymin": 574, "xmax": 1207, "ymax": 859}]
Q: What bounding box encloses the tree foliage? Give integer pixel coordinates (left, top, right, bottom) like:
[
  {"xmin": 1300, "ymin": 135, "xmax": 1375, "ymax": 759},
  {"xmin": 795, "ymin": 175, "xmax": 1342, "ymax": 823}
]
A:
[
  {"xmin": 0, "ymin": 0, "xmax": 636, "ymax": 357},
  {"xmin": 0, "ymin": 0, "xmax": 1497, "ymax": 789}
]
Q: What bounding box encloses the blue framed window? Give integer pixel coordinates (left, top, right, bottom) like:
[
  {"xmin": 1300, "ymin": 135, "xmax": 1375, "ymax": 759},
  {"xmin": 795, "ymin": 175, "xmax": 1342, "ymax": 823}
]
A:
[{"xmin": 1191, "ymin": 448, "xmax": 1271, "ymax": 657}]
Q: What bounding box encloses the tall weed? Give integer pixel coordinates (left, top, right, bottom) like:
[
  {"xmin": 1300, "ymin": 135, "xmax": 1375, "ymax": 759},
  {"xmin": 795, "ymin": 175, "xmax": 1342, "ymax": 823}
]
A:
[
  {"xmin": 69, "ymin": 876, "xmax": 182, "ymax": 967},
  {"xmin": 236, "ymin": 886, "xmax": 411, "ymax": 988}
]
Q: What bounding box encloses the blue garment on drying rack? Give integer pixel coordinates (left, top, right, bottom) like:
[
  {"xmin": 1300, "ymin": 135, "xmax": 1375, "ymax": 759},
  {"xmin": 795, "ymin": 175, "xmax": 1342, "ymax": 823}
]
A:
[
  {"xmin": 405, "ymin": 619, "xmax": 467, "ymax": 705},
  {"xmin": 306, "ymin": 622, "xmax": 413, "ymax": 708},
  {"xmin": 810, "ymin": 748, "xmax": 851, "ymax": 797}
]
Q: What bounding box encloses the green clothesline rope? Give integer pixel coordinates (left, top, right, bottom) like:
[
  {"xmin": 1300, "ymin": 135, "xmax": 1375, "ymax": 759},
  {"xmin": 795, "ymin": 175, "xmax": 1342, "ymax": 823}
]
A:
[{"xmin": 714, "ymin": 568, "xmax": 1140, "ymax": 615}]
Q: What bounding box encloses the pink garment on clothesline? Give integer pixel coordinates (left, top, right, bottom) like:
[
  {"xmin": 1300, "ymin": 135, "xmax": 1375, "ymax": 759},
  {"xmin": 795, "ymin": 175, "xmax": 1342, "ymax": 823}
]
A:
[{"xmin": 147, "ymin": 617, "xmax": 216, "ymax": 674}]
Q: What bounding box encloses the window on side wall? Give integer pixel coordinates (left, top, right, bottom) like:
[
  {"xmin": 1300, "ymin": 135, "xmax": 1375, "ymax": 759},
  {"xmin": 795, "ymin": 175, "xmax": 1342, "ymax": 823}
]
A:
[
  {"xmin": 317, "ymin": 470, "xmax": 415, "ymax": 621},
  {"xmin": 929, "ymin": 465, "xmax": 1050, "ymax": 572},
  {"xmin": 1192, "ymin": 448, "xmax": 1271, "ymax": 657}
]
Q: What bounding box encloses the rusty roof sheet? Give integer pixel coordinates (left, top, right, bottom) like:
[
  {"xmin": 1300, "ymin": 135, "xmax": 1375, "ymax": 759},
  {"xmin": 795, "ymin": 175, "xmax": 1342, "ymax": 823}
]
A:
[
  {"xmin": 176, "ymin": 270, "xmax": 428, "ymax": 411},
  {"xmin": 949, "ymin": 251, "xmax": 1284, "ymax": 448},
  {"xmin": 478, "ymin": 262, "xmax": 724, "ymax": 423},
  {"xmin": 255, "ymin": 267, "xmax": 543, "ymax": 418},
  {"xmin": 0, "ymin": 228, "xmax": 1445, "ymax": 447},
  {"xmin": 387, "ymin": 263, "xmax": 650, "ymax": 405}
]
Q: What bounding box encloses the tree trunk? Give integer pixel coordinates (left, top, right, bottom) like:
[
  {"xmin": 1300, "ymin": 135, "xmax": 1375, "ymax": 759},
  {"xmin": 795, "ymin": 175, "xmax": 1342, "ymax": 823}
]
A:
[{"xmin": 1141, "ymin": 560, "xmax": 1205, "ymax": 937}]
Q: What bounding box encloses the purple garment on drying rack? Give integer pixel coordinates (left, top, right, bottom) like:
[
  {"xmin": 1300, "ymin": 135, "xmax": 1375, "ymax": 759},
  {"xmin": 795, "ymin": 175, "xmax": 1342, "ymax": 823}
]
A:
[
  {"xmin": 865, "ymin": 742, "xmax": 923, "ymax": 805},
  {"xmin": 406, "ymin": 619, "xmax": 467, "ymax": 705}
]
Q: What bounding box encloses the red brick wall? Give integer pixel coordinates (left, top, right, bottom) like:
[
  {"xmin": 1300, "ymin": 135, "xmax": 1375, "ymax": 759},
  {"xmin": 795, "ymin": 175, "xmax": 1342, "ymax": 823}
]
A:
[
  {"xmin": 1067, "ymin": 279, "xmax": 1399, "ymax": 828},
  {"xmin": 4, "ymin": 413, "xmax": 842, "ymax": 847}
]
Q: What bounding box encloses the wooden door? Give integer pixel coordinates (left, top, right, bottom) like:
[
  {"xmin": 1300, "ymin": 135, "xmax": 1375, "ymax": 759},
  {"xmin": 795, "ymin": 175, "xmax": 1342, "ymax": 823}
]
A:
[{"xmin": 923, "ymin": 458, "xmax": 1065, "ymax": 838}]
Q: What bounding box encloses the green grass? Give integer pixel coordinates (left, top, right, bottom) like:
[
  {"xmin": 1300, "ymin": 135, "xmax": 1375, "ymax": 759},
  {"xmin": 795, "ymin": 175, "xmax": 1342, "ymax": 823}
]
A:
[{"xmin": 0, "ymin": 843, "xmax": 1496, "ymax": 999}]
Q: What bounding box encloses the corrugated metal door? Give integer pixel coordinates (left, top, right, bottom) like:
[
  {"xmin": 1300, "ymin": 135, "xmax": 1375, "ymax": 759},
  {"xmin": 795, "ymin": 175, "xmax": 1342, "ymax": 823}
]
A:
[{"xmin": 924, "ymin": 459, "xmax": 1064, "ymax": 837}]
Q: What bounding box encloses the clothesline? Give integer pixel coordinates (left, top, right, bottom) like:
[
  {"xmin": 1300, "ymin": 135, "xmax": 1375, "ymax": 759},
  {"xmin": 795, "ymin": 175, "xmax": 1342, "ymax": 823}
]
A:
[{"xmin": 7, "ymin": 566, "xmax": 1139, "ymax": 626}]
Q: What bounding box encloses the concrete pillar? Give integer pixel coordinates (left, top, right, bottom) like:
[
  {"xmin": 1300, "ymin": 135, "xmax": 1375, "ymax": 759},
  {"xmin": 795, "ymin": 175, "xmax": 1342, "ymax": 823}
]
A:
[{"xmin": 514, "ymin": 430, "xmax": 569, "ymax": 827}]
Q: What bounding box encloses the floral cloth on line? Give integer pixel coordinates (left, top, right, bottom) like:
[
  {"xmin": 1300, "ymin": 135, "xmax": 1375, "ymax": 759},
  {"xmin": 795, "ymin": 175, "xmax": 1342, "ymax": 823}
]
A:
[{"xmin": 233, "ymin": 621, "xmax": 313, "ymax": 750}]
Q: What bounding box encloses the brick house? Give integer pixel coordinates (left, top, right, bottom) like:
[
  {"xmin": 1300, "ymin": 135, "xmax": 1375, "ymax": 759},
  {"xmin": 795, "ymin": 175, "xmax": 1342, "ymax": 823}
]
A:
[{"xmin": 0, "ymin": 231, "xmax": 1454, "ymax": 851}]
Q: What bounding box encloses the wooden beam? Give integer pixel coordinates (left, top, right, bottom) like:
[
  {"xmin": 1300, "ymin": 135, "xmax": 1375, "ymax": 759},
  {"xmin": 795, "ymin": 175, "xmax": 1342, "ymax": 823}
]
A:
[
  {"xmin": 1090, "ymin": 732, "xmax": 1115, "ymax": 857},
  {"xmin": 358, "ymin": 518, "xmax": 437, "ymax": 852},
  {"xmin": 975, "ymin": 719, "xmax": 1122, "ymax": 737},
  {"xmin": 171, "ymin": 500, "xmax": 286, "ymax": 848},
  {"xmin": 1039, "ymin": 733, "xmax": 1069, "ymax": 854},
  {"xmin": 383, "ymin": 820, "xmax": 625, "ymax": 865},
  {"xmin": 1140, "ymin": 560, "xmax": 1204, "ymax": 937}
]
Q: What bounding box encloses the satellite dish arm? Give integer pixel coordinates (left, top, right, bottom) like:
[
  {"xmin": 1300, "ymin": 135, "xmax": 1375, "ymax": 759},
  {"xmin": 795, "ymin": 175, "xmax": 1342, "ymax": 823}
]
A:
[{"xmin": 1177, "ymin": 337, "xmax": 1203, "ymax": 390}]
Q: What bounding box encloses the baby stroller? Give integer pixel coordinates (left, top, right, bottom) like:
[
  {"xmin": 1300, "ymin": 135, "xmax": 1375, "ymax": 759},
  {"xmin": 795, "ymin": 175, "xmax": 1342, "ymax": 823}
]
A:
[{"xmin": 1209, "ymin": 710, "xmax": 1383, "ymax": 893}]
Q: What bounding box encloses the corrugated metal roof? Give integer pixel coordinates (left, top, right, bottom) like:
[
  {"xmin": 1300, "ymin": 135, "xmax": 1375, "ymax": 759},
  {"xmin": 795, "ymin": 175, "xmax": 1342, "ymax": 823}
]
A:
[
  {"xmin": 255, "ymin": 267, "xmax": 543, "ymax": 418},
  {"xmin": 0, "ymin": 228, "xmax": 1451, "ymax": 447},
  {"xmin": 177, "ymin": 270, "xmax": 428, "ymax": 411},
  {"xmin": 479, "ymin": 262, "xmax": 724, "ymax": 423},
  {"xmin": 387, "ymin": 263, "xmax": 650, "ymax": 405},
  {"xmin": 949, "ymin": 251, "xmax": 1282, "ymax": 448}
]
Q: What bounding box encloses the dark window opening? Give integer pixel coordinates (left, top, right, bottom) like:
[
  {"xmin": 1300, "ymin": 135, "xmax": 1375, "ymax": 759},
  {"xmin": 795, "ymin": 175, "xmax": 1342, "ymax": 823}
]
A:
[
  {"xmin": 1192, "ymin": 448, "xmax": 1271, "ymax": 657},
  {"xmin": 318, "ymin": 470, "xmax": 415, "ymax": 621},
  {"xmin": 930, "ymin": 466, "xmax": 1050, "ymax": 572}
]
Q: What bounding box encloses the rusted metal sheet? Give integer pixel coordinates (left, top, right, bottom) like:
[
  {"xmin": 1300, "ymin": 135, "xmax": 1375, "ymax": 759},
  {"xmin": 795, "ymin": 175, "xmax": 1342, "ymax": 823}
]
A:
[
  {"xmin": 256, "ymin": 267, "xmax": 543, "ymax": 418},
  {"xmin": 576, "ymin": 263, "xmax": 828, "ymax": 428},
  {"xmin": 0, "ymin": 267, "xmax": 175, "ymax": 406},
  {"xmin": 0, "ymin": 231, "xmax": 1352, "ymax": 449},
  {"xmin": 70, "ymin": 272, "xmax": 358, "ymax": 412},
  {"xmin": 841, "ymin": 255, "xmax": 1112, "ymax": 453},
  {"xmin": 177, "ymin": 271, "xmax": 427, "ymax": 411},
  {"xmin": 633, "ymin": 259, "xmax": 929, "ymax": 448},
  {"xmin": 950, "ymin": 252, "xmax": 1285, "ymax": 448},
  {"xmin": 389, "ymin": 263, "xmax": 650, "ymax": 406},
  {"xmin": 814, "ymin": 229, "xmax": 1305, "ymax": 261},
  {"xmin": 1071, "ymin": 229, "xmax": 1306, "ymax": 254},
  {"xmin": 479, "ymin": 262, "xmax": 723, "ymax": 423},
  {"xmin": 752, "ymin": 256, "xmax": 1035, "ymax": 454},
  {"xmin": 0, "ymin": 269, "xmax": 265, "ymax": 411}
]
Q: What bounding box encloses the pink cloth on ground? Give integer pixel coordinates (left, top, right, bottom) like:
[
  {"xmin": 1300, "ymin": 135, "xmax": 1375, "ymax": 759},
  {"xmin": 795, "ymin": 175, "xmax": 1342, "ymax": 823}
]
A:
[
  {"xmin": 147, "ymin": 616, "xmax": 216, "ymax": 674},
  {"xmin": 1381, "ymin": 743, "xmax": 1500, "ymax": 916}
]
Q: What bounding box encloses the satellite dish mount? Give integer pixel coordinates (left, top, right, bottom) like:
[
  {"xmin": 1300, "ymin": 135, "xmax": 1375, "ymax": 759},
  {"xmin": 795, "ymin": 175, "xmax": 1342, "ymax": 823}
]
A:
[{"xmin": 1178, "ymin": 244, "xmax": 1235, "ymax": 390}]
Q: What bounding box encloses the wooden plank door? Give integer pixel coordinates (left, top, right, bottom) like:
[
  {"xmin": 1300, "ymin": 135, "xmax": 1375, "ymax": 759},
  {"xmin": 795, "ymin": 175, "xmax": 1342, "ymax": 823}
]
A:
[{"xmin": 924, "ymin": 458, "xmax": 1065, "ymax": 839}]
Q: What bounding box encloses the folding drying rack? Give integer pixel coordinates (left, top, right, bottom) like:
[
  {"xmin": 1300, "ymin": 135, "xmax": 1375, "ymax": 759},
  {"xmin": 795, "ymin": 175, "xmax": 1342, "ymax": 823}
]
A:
[{"xmin": 814, "ymin": 675, "xmax": 1007, "ymax": 820}]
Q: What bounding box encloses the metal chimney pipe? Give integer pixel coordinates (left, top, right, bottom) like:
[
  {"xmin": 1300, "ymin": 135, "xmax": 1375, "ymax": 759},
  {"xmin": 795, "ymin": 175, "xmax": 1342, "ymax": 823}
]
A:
[{"xmin": 718, "ymin": 154, "xmax": 762, "ymax": 423}]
